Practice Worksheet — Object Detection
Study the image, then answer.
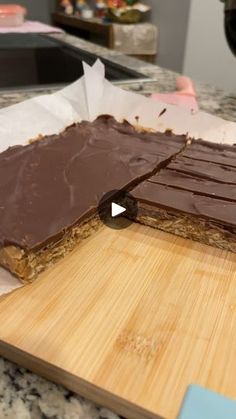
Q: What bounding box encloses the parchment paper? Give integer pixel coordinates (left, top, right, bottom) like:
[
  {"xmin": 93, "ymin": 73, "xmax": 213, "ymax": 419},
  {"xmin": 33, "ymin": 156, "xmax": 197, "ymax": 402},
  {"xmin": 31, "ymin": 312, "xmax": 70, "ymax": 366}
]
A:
[{"xmin": 0, "ymin": 60, "xmax": 236, "ymax": 295}]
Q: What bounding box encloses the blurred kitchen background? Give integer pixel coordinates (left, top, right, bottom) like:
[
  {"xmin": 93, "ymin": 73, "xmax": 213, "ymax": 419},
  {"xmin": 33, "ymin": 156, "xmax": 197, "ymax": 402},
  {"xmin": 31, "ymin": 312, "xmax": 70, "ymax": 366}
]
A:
[{"xmin": 1, "ymin": 0, "xmax": 236, "ymax": 93}]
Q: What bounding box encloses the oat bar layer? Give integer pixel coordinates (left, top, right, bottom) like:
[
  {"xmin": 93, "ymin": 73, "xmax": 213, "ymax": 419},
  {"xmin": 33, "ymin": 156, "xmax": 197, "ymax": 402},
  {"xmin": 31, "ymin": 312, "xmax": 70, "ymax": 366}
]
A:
[
  {"xmin": 131, "ymin": 140, "xmax": 236, "ymax": 253},
  {"xmin": 0, "ymin": 115, "xmax": 187, "ymax": 282}
]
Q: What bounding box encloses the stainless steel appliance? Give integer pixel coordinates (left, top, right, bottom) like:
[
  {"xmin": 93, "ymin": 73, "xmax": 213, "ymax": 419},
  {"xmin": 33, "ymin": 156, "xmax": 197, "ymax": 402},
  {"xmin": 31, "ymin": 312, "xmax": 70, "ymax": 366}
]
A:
[{"xmin": 222, "ymin": 0, "xmax": 236, "ymax": 55}]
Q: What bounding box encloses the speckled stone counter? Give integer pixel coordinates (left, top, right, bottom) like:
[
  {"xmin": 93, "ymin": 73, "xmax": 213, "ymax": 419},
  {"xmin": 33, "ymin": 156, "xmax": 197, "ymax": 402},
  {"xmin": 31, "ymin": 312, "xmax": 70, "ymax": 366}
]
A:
[
  {"xmin": 0, "ymin": 33, "xmax": 236, "ymax": 121},
  {"xmin": 0, "ymin": 33, "xmax": 236, "ymax": 419}
]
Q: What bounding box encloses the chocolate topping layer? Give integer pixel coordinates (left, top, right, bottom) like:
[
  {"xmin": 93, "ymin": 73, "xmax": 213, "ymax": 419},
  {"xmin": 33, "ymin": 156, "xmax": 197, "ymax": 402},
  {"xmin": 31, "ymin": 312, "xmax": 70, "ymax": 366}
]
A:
[
  {"xmin": 182, "ymin": 139, "xmax": 236, "ymax": 167},
  {"xmin": 0, "ymin": 115, "xmax": 186, "ymax": 251},
  {"xmin": 132, "ymin": 182, "xmax": 236, "ymax": 227},
  {"xmin": 133, "ymin": 138, "xmax": 236, "ymax": 229},
  {"xmin": 168, "ymin": 156, "xmax": 236, "ymax": 184},
  {"xmin": 150, "ymin": 169, "xmax": 236, "ymax": 202}
]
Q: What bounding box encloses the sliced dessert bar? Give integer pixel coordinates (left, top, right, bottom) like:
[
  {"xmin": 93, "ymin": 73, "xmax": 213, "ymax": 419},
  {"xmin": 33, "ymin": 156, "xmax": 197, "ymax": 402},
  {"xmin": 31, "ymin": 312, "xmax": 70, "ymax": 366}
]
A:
[
  {"xmin": 0, "ymin": 116, "xmax": 187, "ymax": 282},
  {"xmin": 131, "ymin": 140, "xmax": 236, "ymax": 252}
]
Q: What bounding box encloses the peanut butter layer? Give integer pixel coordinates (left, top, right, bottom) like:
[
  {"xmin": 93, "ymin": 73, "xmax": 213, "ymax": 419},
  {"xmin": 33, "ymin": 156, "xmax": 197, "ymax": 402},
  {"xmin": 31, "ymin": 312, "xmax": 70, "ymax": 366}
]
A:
[{"xmin": 0, "ymin": 215, "xmax": 101, "ymax": 283}]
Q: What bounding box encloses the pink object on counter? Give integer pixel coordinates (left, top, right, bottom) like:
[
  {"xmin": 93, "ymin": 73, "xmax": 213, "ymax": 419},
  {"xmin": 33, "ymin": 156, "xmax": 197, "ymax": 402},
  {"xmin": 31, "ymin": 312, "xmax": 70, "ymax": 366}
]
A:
[
  {"xmin": 152, "ymin": 76, "xmax": 199, "ymax": 111},
  {"xmin": 0, "ymin": 4, "xmax": 26, "ymax": 27},
  {"xmin": 0, "ymin": 20, "xmax": 63, "ymax": 34}
]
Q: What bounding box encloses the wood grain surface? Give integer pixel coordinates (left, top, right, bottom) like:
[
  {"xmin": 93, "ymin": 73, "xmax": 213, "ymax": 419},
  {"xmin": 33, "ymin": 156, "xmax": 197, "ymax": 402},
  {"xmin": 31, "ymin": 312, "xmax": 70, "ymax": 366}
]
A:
[{"xmin": 0, "ymin": 223, "xmax": 236, "ymax": 419}]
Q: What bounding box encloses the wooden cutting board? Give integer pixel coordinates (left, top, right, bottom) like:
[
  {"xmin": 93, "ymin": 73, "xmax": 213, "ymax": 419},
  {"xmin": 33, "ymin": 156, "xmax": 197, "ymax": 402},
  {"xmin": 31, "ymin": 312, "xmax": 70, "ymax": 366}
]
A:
[{"xmin": 0, "ymin": 223, "xmax": 236, "ymax": 419}]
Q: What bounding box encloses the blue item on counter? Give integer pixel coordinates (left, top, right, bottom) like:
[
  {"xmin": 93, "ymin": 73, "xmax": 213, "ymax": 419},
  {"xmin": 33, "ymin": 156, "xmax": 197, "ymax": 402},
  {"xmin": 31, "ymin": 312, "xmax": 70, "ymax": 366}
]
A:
[{"xmin": 178, "ymin": 385, "xmax": 236, "ymax": 419}]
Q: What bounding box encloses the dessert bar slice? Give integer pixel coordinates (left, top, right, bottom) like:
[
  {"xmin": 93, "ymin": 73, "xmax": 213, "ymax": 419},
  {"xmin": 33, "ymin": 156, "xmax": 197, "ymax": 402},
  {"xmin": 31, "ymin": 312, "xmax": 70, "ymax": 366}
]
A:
[
  {"xmin": 0, "ymin": 116, "xmax": 186, "ymax": 282},
  {"xmin": 131, "ymin": 140, "xmax": 236, "ymax": 252}
]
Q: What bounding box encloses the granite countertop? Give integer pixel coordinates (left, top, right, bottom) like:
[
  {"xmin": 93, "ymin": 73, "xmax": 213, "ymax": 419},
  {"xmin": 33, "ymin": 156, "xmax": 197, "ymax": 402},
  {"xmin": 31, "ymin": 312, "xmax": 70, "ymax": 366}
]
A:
[
  {"xmin": 0, "ymin": 33, "xmax": 236, "ymax": 419},
  {"xmin": 0, "ymin": 32, "xmax": 236, "ymax": 122}
]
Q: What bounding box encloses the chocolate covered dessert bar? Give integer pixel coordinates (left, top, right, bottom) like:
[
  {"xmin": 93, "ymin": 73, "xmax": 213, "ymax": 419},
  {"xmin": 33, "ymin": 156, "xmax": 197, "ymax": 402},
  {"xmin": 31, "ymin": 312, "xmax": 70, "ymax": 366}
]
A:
[
  {"xmin": 131, "ymin": 140, "xmax": 236, "ymax": 252},
  {"xmin": 0, "ymin": 116, "xmax": 187, "ymax": 282}
]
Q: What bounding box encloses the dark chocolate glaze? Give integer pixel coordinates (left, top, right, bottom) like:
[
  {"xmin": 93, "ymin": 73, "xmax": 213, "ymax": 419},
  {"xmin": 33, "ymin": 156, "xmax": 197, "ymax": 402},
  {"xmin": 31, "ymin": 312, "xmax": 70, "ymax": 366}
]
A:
[
  {"xmin": 134, "ymin": 138, "xmax": 236, "ymax": 228},
  {"xmin": 150, "ymin": 169, "xmax": 236, "ymax": 202},
  {"xmin": 168, "ymin": 156, "xmax": 236, "ymax": 184},
  {"xmin": 132, "ymin": 182, "xmax": 236, "ymax": 227},
  {"xmin": 183, "ymin": 139, "xmax": 236, "ymax": 167},
  {"xmin": 0, "ymin": 115, "xmax": 186, "ymax": 250}
]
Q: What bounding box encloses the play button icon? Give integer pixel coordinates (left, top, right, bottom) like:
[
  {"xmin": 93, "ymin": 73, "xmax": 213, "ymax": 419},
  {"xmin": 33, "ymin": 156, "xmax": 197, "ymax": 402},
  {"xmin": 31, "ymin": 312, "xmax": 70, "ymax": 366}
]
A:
[
  {"xmin": 98, "ymin": 190, "xmax": 138, "ymax": 230},
  {"xmin": 111, "ymin": 202, "xmax": 126, "ymax": 218}
]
